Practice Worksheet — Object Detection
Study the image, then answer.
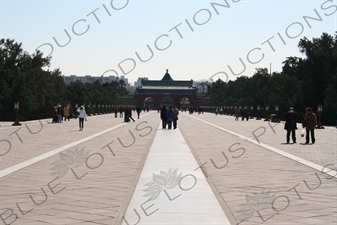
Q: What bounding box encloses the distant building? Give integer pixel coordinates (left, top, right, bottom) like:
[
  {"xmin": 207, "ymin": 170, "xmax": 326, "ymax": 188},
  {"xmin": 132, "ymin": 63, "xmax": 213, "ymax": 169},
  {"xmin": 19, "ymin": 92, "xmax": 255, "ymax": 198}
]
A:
[
  {"xmin": 120, "ymin": 76, "xmax": 129, "ymax": 85},
  {"xmin": 134, "ymin": 69, "xmax": 198, "ymax": 108},
  {"xmin": 62, "ymin": 75, "xmax": 128, "ymax": 85},
  {"xmin": 134, "ymin": 77, "xmax": 149, "ymax": 88},
  {"xmin": 117, "ymin": 70, "xmax": 210, "ymax": 108}
]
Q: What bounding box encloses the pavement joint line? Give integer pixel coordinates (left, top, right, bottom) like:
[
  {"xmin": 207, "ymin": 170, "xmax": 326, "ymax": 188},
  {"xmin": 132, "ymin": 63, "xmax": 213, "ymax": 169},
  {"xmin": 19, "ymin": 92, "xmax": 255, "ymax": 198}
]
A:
[
  {"xmin": 0, "ymin": 112, "xmax": 155, "ymax": 179},
  {"xmin": 187, "ymin": 114, "xmax": 337, "ymax": 178}
]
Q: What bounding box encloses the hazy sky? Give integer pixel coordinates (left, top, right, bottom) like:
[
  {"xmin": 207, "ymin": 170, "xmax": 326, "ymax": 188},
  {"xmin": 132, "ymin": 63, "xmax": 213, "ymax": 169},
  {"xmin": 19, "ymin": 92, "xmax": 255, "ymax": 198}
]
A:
[{"xmin": 1, "ymin": 0, "xmax": 336, "ymax": 84}]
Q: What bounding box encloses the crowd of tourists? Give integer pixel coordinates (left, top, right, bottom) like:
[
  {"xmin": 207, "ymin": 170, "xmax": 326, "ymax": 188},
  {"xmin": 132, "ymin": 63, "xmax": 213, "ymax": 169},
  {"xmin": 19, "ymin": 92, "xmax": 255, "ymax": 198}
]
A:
[{"xmin": 51, "ymin": 103, "xmax": 319, "ymax": 143}]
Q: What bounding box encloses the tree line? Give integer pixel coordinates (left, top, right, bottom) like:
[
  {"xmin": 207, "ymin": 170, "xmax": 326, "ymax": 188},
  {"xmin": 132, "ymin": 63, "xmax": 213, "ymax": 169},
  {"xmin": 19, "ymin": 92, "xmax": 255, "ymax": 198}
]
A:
[
  {"xmin": 0, "ymin": 39, "xmax": 128, "ymax": 121},
  {"xmin": 208, "ymin": 32, "xmax": 337, "ymax": 125}
]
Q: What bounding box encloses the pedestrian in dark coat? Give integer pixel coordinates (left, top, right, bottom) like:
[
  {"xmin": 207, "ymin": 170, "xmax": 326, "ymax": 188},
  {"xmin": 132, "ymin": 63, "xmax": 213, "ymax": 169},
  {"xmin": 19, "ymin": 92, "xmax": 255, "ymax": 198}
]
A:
[
  {"xmin": 173, "ymin": 106, "xmax": 179, "ymax": 129},
  {"xmin": 160, "ymin": 105, "xmax": 167, "ymax": 129},
  {"xmin": 166, "ymin": 106, "xmax": 174, "ymax": 129},
  {"xmin": 128, "ymin": 107, "xmax": 135, "ymax": 122},
  {"xmin": 119, "ymin": 107, "xmax": 124, "ymax": 118},
  {"xmin": 245, "ymin": 108, "xmax": 250, "ymax": 121},
  {"xmin": 114, "ymin": 107, "xmax": 118, "ymax": 118},
  {"xmin": 240, "ymin": 108, "xmax": 245, "ymax": 121},
  {"xmin": 136, "ymin": 106, "xmax": 141, "ymax": 119},
  {"xmin": 57, "ymin": 103, "xmax": 62, "ymax": 123},
  {"xmin": 52, "ymin": 104, "xmax": 58, "ymax": 123},
  {"xmin": 302, "ymin": 107, "xmax": 317, "ymax": 144},
  {"xmin": 124, "ymin": 106, "xmax": 135, "ymax": 122},
  {"xmin": 284, "ymin": 107, "xmax": 297, "ymax": 143}
]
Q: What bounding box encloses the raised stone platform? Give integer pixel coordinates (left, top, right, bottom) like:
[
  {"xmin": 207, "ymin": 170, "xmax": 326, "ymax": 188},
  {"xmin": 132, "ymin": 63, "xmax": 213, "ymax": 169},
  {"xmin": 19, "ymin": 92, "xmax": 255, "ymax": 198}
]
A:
[{"xmin": 0, "ymin": 111, "xmax": 336, "ymax": 225}]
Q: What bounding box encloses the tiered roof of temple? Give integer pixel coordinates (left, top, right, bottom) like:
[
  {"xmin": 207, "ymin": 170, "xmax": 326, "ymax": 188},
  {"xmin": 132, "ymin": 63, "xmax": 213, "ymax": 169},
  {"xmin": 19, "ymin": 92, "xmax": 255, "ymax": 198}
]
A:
[{"xmin": 138, "ymin": 69, "xmax": 195, "ymax": 90}]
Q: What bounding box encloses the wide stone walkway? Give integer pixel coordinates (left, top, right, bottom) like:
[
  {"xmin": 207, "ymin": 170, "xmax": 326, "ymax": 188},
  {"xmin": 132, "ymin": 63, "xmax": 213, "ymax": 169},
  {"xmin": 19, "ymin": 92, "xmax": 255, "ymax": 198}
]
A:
[{"xmin": 0, "ymin": 111, "xmax": 336, "ymax": 225}]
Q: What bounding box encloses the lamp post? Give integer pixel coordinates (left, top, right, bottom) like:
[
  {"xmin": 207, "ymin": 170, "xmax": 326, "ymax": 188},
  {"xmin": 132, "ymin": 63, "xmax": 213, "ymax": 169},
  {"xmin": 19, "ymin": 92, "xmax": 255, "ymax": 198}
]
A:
[
  {"xmin": 275, "ymin": 105, "xmax": 280, "ymax": 123},
  {"xmin": 316, "ymin": 105, "xmax": 324, "ymax": 129},
  {"xmin": 256, "ymin": 105, "xmax": 261, "ymax": 120},
  {"xmin": 264, "ymin": 105, "xmax": 269, "ymax": 121},
  {"xmin": 250, "ymin": 106, "xmax": 254, "ymax": 119},
  {"xmin": 12, "ymin": 102, "xmax": 22, "ymax": 126}
]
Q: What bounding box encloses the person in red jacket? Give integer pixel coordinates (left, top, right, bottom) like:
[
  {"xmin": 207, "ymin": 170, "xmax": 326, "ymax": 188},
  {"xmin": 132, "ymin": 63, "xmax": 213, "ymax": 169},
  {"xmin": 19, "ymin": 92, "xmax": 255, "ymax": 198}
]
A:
[{"xmin": 302, "ymin": 107, "xmax": 317, "ymax": 144}]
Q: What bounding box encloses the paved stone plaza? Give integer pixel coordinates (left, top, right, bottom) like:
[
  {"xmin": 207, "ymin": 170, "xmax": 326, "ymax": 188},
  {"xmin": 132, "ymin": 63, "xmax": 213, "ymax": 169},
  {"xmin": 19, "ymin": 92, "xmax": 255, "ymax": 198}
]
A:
[{"xmin": 0, "ymin": 111, "xmax": 336, "ymax": 225}]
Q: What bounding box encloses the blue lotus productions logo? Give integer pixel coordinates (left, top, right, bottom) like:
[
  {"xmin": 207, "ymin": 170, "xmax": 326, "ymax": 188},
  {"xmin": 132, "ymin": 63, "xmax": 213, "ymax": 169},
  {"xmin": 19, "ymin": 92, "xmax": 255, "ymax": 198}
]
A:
[
  {"xmin": 50, "ymin": 147, "xmax": 89, "ymax": 178},
  {"xmin": 143, "ymin": 168, "xmax": 182, "ymax": 201},
  {"xmin": 236, "ymin": 190, "xmax": 275, "ymax": 222}
]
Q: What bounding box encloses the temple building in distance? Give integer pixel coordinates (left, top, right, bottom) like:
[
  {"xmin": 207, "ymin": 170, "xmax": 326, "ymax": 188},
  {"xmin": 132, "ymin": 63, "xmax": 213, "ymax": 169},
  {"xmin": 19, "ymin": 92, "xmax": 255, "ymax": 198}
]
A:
[{"xmin": 134, "ymin": 69, "xmax": 198, "ymax": 108}]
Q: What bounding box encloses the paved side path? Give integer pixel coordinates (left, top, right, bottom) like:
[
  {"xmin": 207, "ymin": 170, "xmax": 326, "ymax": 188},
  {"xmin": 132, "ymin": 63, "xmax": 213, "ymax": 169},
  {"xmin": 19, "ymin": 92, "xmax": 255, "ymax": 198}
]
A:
[
  {"xmin": 178, "ymin": 112, "xmax": 337, "ymax": 225},
  {"xmin": 0, "ymin": 112, "xmax": 159, "ymax": 225}
]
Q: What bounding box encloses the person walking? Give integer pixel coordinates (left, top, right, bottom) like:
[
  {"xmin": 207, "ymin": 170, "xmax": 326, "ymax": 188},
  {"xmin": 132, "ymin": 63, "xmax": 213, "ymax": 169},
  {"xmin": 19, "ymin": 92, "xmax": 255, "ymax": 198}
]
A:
[
  {"xmin": 284, "ymin": 107, "xmax": 297, "ymax": 144},
  {"xmin": 245, "ymin": 108, "xmax": 250, "ymax": 121},
  {"xmin": 240, "ymin": 108, "xmax": 245, "ymax": 121},
  {"xmin": 124, "ymin": 106, "xmax": 135, "ymax": 122},
  {"xmin": 173, "ymin": 106, "xmax": 179, "ymax": 129},
  {"xmin": 63, "ymin": 104, "xmax": 70, "ymax": 121},
  {"xmin": 166, "ymin": 106, "xmax": 174, "ymax": 129},
  {"xmin": 160, "ymin": 105, "xmax": 167, "ymax": 129},
  {"xmin": 114, "ymin": 107, "xmax": 118, "ymax": 118},
  {"xmin": 124, "ymin": 107, "xmax": 129, "ymax": 122},
  {"xmin": 136, "ymin": 106, "xmax": 141, "ymax": 119},
  {"xmin": 235, "ymin": 108, "xmax": 239, "ymax": 121},
  {"xmin": 52, "ymin": 104, "xmax": 58, "ymax": 123},
  {"xmin": 57, "ymin": 103, "xmax": 62, "ymax": 123},
  {"xmin": 302, "ymin": 107, "xmax": 317, "ymax": 144},
  {"xmin": 119, "ymin": 106, "xmax": 124, "ymax": 118},
  {"xmin": 77, "ymin": 106, "xmax": 87, "ymax": 131},
  {"xmin": 128, "ymin": 107, "xmax": 135, "ymax": 122}
]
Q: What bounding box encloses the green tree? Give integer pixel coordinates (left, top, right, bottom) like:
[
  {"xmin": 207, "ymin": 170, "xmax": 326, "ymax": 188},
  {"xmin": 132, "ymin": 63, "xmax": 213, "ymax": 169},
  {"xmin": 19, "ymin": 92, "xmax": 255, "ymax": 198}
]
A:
[{"xmin": 0, "ymin": 38, "xmax": 66, "ymax": 121}]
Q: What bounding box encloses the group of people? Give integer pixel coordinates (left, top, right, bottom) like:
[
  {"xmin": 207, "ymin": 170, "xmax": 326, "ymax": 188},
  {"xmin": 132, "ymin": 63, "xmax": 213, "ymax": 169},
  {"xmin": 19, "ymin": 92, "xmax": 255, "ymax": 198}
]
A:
[
  {"xmin": 52, "ymin": 103, "xmax": 71, "ymax": 123},
  {"xmin": 123, "ymin": 106, "xmax": 136, "ymax": 122},
  {"xmin": 160, "ymin": 105, "xmax": 179, "ymax": 129},
  {"xmin": 284, "ymin": 107, "xmax": 317, "ymax": 144},
  {"xmin": 52, "ymin": 103, "xmax": 319, "ymax": 142},
  {"xmin": 234, "ymin": 108, "xmax": 251, "ymax": 121},
  {"xmin": 114, "ymin": 106, "xmax": 143, "ymax": 120},
  {"xmin": 51, "ymin": 104, "xmax": 87, "ymax": 131}
]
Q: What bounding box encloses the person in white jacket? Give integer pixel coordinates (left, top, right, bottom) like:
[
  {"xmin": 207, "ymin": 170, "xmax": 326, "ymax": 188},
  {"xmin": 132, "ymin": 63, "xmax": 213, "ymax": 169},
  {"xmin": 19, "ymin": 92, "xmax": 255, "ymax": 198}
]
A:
[{"xmin": 77, "ymin": 106, "xmax": 87, "ymax": 131}]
